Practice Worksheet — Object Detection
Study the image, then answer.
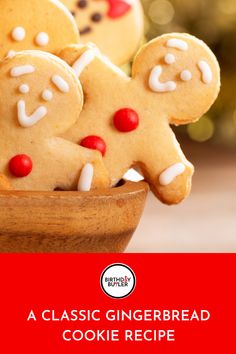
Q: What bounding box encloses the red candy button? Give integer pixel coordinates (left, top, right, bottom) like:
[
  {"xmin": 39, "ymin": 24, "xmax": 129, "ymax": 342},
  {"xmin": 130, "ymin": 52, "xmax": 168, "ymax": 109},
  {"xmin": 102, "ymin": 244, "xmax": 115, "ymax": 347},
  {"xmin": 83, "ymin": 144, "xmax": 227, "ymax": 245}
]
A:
[
  {"xmin": 9, "ymin": 154, "xmax": 33, "ymax": 177},
  {"xmin": 80, "ymin": 136, "xmax": 107, "ymax": 156},
  {"xmin": 113, "ymin": 108, "xmax": 139, "ymax": 132},
  {"xmin": 107, "ymin": 0, "xmax": 131, "ymax": 19}
]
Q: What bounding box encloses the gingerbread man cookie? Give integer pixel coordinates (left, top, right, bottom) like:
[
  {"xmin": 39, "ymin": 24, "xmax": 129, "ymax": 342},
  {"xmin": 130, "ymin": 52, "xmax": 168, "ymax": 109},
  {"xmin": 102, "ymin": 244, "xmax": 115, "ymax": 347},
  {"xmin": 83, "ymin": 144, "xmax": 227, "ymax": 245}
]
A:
[
  {"xmin": 0, "ymin": 50, "xmax": 109, "ymax": 191},
  {"xmin": 0, "ymin": 0, "xmax": 79, "ymax": 60},
  {"xmin": 60, "ymin": 33, "xmax": 220, "ymax": 204},
  {"xmin": 60, "ymin": 0, "xmax": 144, "ymax": 65}
]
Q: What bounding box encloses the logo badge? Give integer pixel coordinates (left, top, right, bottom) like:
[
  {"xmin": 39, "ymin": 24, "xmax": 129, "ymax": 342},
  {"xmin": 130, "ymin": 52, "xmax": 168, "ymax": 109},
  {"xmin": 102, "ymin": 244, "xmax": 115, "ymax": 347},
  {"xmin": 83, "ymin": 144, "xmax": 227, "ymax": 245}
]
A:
[{"xmin": 100, "ymin": 263, "xmax": 136, "ymax": 299}]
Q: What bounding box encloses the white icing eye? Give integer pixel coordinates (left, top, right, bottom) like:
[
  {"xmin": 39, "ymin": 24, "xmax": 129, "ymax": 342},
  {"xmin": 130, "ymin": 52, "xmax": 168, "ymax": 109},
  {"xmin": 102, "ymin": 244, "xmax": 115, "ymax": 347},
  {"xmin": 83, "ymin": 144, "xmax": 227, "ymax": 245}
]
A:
[
  {"xmin": 35, "ymin": 32, "xmax": 49, "ymax": 47},
  {"xmin": 180, "ymin": 70, "xmax": 192, "ymax": 81},
  {"xmin": 19, "ymin": 84, "xmax": 29, "ymax": 94},
  {"xmin": 12, "ymin": 27, "xmax": 26, "ymax": 41},
  {"xmin": 164, "ymin": 53, "xmax": 175, "ymax": 65},
  {"xmin": 42, "ymin": 89, "xmax": 53, "ymax": 101}
]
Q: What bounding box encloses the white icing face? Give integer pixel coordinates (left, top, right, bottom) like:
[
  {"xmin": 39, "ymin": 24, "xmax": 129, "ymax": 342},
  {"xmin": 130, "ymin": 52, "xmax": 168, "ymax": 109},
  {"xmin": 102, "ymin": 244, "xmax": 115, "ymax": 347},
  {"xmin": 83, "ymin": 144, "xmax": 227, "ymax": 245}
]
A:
[
  {"xmin": 10, "ymin": 62, "xmax": 70, "ymax": 128},
  {"xmin": 149, "ymin": 39, "xmax": 214, "ymax": 95}
]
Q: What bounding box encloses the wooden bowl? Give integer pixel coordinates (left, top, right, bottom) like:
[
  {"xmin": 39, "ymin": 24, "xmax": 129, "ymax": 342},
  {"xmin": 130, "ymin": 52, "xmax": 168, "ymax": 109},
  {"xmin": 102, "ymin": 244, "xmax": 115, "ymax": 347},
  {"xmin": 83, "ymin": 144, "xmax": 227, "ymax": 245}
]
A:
[{"xmin": 0, "ymin": 181, "xmax": 148, "ymax": 253}]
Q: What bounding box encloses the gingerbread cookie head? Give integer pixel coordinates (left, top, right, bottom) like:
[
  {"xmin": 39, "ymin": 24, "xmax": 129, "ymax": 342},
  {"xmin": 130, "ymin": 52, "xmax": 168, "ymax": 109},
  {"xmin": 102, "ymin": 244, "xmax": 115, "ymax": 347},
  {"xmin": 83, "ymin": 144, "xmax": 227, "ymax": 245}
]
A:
[
  {"xmin": 0, "ymin": 0, "xmax": 79, "ymax": 60},
  {"xmin": 60, "ymin": 33, "xmax": 220, "ymax": 204},
  {"xmin": 60, "ymin": 0, "xmax": 144, "ymax": 65},
  {"xmin": 0, "ymin": 51, "xmax": 83, "ymax": 136},
  {"xmin": 132, "ymin": 33, "xmax": 221, "ymax": 125}
]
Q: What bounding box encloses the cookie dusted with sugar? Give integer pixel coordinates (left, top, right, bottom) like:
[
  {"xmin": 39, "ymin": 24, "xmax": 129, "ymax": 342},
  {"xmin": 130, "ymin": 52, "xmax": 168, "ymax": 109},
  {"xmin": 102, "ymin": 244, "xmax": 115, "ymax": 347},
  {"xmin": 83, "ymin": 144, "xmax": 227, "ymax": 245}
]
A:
[
  {"xmin": 0, "ymin": 51, "xmax": 109, "ymax": 191},
  {"xmin": 0, "ymin": 0, "xmax": 79, "ymax": 59},
  {"xmin": 60, "ymin": 33, "xmax": 220, "ymax": 204},
  {"xmin": 60, "ymin": 0, "xmax": 144, "ymax": 65}
]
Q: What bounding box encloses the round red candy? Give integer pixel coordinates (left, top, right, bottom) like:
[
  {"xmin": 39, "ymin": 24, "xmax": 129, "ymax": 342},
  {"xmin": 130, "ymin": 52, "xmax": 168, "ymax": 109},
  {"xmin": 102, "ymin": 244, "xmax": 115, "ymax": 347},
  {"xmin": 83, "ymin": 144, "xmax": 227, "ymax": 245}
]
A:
[
  {"xmin": 80, "ymin": 136, "xmax": 107, "ymax": 156},
  {"xmin": 113, "ymin": 108, "xmax": 139, "ymax": 132},
  {"xmin": 9, "ymin": 154, "xmax": 33, "ymax": 177}
]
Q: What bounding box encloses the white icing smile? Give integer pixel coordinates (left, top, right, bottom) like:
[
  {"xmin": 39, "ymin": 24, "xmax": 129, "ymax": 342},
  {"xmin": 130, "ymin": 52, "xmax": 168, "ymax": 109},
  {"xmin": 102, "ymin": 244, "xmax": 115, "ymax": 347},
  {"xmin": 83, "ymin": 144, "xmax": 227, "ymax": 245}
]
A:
[
  {"xmin": 17, "ymin": 100, "xmax": 47, "ymax": 128},
  {"xmin": 149, "ymin": 65, "xmax": 177, "ymax": 93}
]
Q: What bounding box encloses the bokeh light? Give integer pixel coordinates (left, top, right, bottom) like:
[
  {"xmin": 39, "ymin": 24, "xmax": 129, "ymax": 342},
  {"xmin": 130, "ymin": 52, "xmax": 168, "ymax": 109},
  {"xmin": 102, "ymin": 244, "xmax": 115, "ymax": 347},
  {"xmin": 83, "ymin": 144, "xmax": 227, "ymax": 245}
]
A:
[
  {"xmin": 148, "ymin": 0, "xmax": 175, "ymax": 25},
  {"xmin": 187, "ymin": 116, "xmax": 214, "ymax": 142}
]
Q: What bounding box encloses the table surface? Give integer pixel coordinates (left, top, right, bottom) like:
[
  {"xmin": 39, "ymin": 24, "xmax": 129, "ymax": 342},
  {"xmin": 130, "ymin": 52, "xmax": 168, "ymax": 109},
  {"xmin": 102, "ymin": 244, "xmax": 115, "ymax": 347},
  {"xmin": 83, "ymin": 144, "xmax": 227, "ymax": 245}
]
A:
[{"xmin": 127, "ymin": 141, "xmax": 236, "ymax": 253}]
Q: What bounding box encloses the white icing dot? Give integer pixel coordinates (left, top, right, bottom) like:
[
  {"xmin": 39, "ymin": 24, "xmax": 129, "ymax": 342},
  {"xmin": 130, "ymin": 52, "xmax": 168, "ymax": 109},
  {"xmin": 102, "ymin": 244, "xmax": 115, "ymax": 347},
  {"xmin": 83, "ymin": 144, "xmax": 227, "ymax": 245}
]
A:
[
  {"xmin": 78, "ymin": 163, "xmax": 94, "ymax": 192},
  {"xmin": 180, "ymin": 70, "xmax": 192, "ymax": 81},
  {"xmin": 149, "ymin": 65, "xmax": 177, "ymax": 93},
  {"xmin": 11, "ymin": 27, "xmax": 26, "ymax": 42},
  {"xmin": 51, "ymin": 75, "xmax": 70, "ymax": 93},
  {"xmin": 35, "ymin": 32, "xmax": 49, "ymax": 47},
  {"xmin": 72, "ymin": 49, "xmax": 96, "ymax": 77},
  {"xmin": 7, "ymin": 50, "xmax": 16, "ymax": 59},
  {"xmin": 42, "ymin": 89, "xmax": 53, "ymax": 101},
  {"xmin": 167, "ymin": 38, "xmax": 188, "ymax": 51},
  {"xmin": 159, "ymin": 163, "xmax": 186, "ymax": 186},
  {"xmin": 164, "ymin": 53, "xmax": 176, "ymax": 65},
  {"xmin": 198, "ymin": 60, "xmax": 212, "ymax": 84},
  {"xmin": 19, "ymin": 84, "xmax": 29, "ymax": 94},
  {"xmin": 10, "ymin": 65, "xmax": 35, "ymax": 77}
]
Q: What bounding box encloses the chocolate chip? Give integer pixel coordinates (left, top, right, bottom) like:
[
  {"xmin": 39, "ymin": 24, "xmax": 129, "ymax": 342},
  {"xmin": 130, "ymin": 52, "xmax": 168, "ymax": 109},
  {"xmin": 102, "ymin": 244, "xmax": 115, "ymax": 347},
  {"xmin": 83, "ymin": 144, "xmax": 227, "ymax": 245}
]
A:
[
  {"xmin": 80, "ymin": 26, "xmax": 92, "ymax": 35},
  {"xmin": 71, "ymin": 11, "xmax": 76, "ymax": 16},
  {"xmin": 91, "ymin": 12, "xmax": 103, "ymax": 22},
  {"xmin": 77, "ymin": 0, "xmax": 87, "ymax": 9}
]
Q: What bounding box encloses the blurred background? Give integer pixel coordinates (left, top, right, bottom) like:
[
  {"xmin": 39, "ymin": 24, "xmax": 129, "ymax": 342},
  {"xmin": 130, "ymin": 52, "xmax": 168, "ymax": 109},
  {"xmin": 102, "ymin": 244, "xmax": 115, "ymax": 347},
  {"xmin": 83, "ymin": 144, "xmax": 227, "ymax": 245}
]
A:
[{"xmin": 127, "ymin": 0, "xmax": 236, "ymax": 252}]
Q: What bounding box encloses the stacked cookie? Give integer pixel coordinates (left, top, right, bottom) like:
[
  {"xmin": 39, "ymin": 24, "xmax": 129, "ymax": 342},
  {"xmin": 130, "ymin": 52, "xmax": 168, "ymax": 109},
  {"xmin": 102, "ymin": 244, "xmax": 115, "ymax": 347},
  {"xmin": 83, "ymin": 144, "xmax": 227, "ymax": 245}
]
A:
[{"xmin": 0, "ymin": 0, "xmax": 220, "ymax": 205}]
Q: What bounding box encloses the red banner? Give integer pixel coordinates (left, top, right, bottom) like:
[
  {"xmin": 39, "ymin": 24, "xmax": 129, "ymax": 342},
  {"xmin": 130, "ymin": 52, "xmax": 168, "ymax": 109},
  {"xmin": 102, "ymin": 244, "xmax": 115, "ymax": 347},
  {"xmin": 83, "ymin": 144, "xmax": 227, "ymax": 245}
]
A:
[{"xmin": 0, "ymin": 254, "xmax": 235, "ymax": 353}]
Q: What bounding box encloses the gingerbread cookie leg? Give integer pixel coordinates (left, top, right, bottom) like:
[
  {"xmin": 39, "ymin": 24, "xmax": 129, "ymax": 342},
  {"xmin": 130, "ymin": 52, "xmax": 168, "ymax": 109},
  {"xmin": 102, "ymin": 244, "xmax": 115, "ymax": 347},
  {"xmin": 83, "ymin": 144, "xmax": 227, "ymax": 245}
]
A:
[
  {"xmin": 46, "ymin": 137, "xmax": 109, "ymax": 191},
  {"xmin": 138, "ymin": 129, "xmax": 193, "ymax": 204}
]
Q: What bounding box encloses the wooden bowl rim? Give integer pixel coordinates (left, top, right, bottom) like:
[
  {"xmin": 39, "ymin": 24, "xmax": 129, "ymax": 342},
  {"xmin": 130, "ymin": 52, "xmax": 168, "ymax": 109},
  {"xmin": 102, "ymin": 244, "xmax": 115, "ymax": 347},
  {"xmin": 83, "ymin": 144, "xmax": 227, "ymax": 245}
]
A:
[{"xmin": 0, "ymin": 181, "xmax": 149, "ymax": 201}]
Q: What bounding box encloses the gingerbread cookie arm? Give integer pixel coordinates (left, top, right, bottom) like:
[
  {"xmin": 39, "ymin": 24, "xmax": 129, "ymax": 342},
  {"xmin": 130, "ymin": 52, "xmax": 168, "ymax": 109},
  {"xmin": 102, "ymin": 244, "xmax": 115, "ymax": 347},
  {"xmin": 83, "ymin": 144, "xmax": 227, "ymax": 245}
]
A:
[
  {"xmin": 46, "ymin": 137, "xmax": 110, "ymax": 191},
  {"xmin": 138, "ymin": 127, "xmax": 193, "ymax": 205}
]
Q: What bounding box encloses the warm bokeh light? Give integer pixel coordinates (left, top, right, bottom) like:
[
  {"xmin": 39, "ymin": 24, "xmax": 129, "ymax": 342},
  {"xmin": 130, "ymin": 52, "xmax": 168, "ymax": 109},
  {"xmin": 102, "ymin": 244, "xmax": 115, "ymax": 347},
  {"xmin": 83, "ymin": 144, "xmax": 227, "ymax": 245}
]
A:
[
  {"xmin": 187, "ymin": 116, "xmax": 214, "ymax": 143},
  {"xmin": 148, "ymin": 0, "xmax": 175, "ymax": 25}
]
